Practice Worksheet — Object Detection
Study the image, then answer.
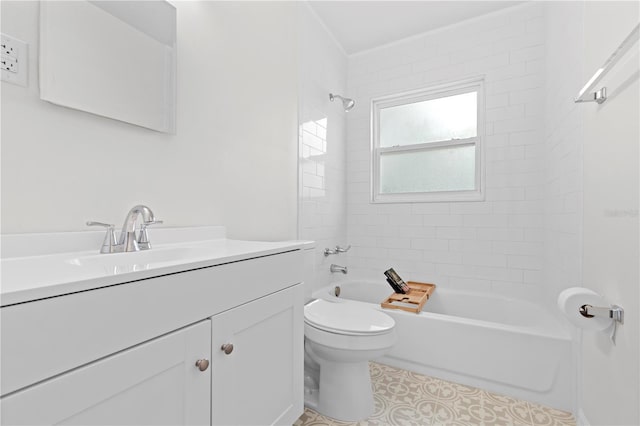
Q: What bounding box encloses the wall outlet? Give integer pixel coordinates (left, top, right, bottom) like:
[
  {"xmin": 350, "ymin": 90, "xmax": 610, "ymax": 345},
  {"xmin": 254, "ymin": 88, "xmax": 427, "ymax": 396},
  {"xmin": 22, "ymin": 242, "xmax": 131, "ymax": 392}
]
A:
[
  {"xmin": 1, "ymin": 33, "xmax": 27, "ymax": 87},
  {"xmin": 2, "ymin": 37, "xmax": 18, "ymax": 58},
  {"xmin": 2, "ymin": 55, "xmax": 18, "ymax": 73}
]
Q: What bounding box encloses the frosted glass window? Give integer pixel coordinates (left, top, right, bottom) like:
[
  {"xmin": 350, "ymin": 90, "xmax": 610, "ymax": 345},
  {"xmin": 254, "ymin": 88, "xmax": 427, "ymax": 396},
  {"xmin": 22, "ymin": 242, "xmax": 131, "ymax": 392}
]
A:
[
  {"xmin": 380, "ymin": 145, "xmax": 475, "ymax": 193},
  {"xmin": 380, "ymin": 92, "xmax": 477, "ymax": 147},
  {"xmin": 371, "ymin": 79, "xmax": 484, "ymax": 202}
]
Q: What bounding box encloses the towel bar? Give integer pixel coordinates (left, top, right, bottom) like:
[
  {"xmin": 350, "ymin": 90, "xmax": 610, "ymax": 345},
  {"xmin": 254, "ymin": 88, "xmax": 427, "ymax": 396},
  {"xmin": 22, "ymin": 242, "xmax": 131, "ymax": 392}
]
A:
[{"xmin": 575, "ymin": 24, "xmax": 639, "ymax": 104}]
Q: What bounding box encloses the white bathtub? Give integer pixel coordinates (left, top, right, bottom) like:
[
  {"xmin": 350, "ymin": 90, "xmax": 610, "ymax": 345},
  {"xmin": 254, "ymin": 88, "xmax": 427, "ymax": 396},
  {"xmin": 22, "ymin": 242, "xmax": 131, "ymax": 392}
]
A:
[{"xmin": 314, "ymin": 280, "xmax": 574, "ymax": 411}]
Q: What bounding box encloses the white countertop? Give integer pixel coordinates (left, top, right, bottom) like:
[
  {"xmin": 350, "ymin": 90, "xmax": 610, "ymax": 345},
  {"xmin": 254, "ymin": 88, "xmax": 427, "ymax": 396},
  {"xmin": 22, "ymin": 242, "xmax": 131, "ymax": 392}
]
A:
[{"xmin": 1, "ymin": 227, "xmax": 311, "ymax": 307}]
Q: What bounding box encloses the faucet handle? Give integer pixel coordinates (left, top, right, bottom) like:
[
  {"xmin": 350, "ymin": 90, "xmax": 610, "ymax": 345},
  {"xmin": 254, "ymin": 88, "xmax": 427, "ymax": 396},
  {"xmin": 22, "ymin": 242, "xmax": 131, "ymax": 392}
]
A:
[
  {"xmin": 86, "ymin": 221, "xmax": 114, "ymax": 228},
  {"xmin": 138, "ymin": 220, "xmax": 163, "ymax": 250},
  {"xmin": 324, "ymin": 247, "xmax": 338, "ymax": 256},
  {"xmin": 86, "ymin": 221, "xmax": 118, "ymax": 254}
]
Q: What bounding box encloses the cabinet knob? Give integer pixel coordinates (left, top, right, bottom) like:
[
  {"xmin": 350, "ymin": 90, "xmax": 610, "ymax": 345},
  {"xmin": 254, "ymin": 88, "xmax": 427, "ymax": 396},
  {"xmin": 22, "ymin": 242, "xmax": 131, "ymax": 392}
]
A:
[
  {"xmin": 221, "ymin": 343, "xmax": 234, "ymax": 355},
  {"xmin": 195, "ymin": 359, "xmax": 209, "ymax": 371}
]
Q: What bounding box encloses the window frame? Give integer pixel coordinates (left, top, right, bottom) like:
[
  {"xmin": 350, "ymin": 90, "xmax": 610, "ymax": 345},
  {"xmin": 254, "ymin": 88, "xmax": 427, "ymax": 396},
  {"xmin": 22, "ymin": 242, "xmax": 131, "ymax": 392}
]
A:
[{"xmin": 370, "ymin": 77, "xmax": 485, "ymax": 203}]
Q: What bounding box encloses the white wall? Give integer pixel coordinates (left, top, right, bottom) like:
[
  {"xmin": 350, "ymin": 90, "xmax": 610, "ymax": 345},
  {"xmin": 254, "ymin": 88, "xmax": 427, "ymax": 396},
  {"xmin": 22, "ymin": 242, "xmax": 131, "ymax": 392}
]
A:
[
  {"xmin": 297, "ymin": 4, "xmax": 348, "ymax": 292},
  {"xmin": 1, "ymin": 1, "xmax": 298, "ymax": 241},
  {"xmin": 543, "ymin": 1, "xmax": 585, "ymax": 312},
  {"xmin": 543, "ymin": 1, "xmax": 585, "ymax": 415},
  {"xmin": 544, "ymin": 1, "xmax": 639, "ymax": 422},
  {"xmin": 580, "ymin": 2, "xmax": 639, "ymax": 424},
  {"xmin": 345, "ymin": 3, "xmax": 547, "ymax": 301}
]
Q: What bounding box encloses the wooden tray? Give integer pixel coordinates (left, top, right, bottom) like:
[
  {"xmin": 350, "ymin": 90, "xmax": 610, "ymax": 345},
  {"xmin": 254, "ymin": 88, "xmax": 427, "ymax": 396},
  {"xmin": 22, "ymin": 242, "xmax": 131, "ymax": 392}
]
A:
[{"xmin": 381, "ymin": 281, "xmax": 436, "ymax": 314}]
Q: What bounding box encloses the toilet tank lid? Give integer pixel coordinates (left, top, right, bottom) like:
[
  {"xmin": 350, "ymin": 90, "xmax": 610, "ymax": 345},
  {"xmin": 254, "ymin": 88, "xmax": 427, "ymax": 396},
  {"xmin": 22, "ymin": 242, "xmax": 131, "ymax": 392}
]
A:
[{"xmin": 304, "ymin": 299, "xmax": 395, "ymax": 335}]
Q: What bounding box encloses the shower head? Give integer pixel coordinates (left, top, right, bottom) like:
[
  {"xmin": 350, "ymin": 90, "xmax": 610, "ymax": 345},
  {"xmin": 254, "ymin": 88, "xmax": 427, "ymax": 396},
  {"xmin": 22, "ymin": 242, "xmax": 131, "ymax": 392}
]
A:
[{"xmin": 329, "ymin": 93, "xmax": 356, "ymax": 112}]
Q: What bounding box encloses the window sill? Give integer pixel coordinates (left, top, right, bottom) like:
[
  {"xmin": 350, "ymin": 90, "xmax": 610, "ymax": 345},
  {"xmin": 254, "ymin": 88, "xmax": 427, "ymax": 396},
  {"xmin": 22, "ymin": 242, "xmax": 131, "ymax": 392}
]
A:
[{"xmin": 372, "ymin": 190, "xmax": 484, "ymax": 203}]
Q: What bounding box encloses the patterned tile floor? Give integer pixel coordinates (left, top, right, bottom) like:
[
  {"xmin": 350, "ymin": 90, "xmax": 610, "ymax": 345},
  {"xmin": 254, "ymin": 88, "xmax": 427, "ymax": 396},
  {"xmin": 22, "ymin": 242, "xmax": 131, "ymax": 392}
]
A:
[{"xmin": 294, "ymin": 362, "xmax": 575, "ymax": 426}]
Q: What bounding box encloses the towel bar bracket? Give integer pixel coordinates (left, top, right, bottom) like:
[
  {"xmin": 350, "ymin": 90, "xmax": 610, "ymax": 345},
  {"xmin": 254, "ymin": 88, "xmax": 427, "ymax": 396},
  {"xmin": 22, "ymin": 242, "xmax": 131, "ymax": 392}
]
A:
[
  {"xmin": 593, "ymin": 87, "xmax": 607, "ymax": 104},
  {"xmin": 575, "ymin": 87, "xmax": 607, "ymax": 104}
]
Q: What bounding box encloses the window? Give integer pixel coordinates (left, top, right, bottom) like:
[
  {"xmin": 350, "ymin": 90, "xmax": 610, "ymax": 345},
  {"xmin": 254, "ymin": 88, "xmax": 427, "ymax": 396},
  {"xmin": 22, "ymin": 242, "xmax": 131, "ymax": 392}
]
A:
[{"xmin": 371, "ymin": 78, "xmax": 484, "ymax": 203}]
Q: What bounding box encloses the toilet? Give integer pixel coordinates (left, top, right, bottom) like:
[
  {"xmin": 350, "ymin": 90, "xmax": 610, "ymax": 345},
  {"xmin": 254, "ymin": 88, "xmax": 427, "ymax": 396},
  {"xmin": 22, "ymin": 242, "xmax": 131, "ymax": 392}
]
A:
[
  {"xmin": 303, "ymin": 299, "xmax": 396, "ymax": 421},
  {"xmin": 301, "ymin": 241, "xmax": 396, "ymax": 421}
]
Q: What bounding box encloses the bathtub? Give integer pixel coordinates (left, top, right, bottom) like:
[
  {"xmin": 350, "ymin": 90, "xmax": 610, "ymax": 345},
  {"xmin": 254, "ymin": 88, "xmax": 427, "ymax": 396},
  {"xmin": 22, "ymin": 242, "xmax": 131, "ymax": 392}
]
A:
[{"xmin": 314, "ymin": 280, "xmax": 574, "ymax": 411}]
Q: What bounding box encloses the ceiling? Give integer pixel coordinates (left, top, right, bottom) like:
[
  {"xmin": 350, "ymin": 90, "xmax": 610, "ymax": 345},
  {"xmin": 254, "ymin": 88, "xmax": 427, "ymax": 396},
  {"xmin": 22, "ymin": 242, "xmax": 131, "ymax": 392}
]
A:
[{"xmin": 308, "ymin": 1, "xmax": 525, "ymax": 55}]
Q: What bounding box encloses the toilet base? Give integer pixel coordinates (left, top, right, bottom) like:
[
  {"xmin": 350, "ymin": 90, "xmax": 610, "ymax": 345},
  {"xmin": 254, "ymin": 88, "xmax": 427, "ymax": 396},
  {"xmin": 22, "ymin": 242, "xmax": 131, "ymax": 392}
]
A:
[
  {"xmin": 316, "ymin": 359, "xmax": 374, "ymax": 422},
  {"xmin": 304, "ymin": 386, "xmax": 318, "ymax": 411}
]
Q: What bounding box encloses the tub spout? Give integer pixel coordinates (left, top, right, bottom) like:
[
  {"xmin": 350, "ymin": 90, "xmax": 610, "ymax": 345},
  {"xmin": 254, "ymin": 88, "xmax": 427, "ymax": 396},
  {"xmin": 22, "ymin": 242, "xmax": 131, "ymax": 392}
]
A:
[{"xmin": 330, "ymin": 264, "xmax": 348, "ymax": 274}]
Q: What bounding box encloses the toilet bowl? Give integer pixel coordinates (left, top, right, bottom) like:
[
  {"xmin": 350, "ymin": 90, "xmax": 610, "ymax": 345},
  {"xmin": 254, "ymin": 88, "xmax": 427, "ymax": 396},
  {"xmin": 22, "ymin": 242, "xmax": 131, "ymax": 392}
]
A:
[{"xmin": 303, "ymin": 299, "xmax": 396, "ymax": 421}]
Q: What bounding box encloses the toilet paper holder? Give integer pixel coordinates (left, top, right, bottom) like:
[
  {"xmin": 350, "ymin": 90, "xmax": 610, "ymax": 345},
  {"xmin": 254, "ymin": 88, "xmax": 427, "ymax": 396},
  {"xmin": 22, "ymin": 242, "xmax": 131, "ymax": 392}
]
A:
[
  {"xmin": 579, "ymin": 304, "xmax": 624, "ymax": 324},
  {"xmin": 579, "ymin": 304, "xmax": 624, "ymax": 344}
]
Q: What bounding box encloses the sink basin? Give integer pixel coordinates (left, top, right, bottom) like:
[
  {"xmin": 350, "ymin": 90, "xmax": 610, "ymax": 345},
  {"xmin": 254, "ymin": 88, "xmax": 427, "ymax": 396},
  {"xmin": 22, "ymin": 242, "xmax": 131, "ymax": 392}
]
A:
[{"xmin": 66, "ymin": 246, "xmax": 202, "ymax": 270}]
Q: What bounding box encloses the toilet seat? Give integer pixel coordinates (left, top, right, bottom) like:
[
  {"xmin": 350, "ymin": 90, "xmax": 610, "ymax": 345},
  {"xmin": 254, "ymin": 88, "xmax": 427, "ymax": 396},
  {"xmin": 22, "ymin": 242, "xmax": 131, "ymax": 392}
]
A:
[{"xmin": 304, "ymin": 299, "xmax": 395, "ymax": 336}]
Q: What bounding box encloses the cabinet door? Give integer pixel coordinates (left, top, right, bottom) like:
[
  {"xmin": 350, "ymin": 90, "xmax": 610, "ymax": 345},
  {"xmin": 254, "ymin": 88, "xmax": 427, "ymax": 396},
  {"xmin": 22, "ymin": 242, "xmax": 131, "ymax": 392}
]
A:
[
  {"xmin": 1, "ymin": 320, "xmax": 211, "ymax": 426},
  {"xmin": 211, "ymin": 285, "xmax": 303, "ymax": 426}
]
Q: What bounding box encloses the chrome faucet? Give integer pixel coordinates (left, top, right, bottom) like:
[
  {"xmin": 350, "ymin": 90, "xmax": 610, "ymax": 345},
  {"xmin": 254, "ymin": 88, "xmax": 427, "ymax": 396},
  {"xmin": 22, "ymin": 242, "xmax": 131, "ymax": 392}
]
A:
[
  {"xmin": 330, "ymin": 264, "xmax": 348, "ymax": 274},
  {"xmin": 87, "ymin": 205, "xmax": 162, "ymax": 253},
  {"xmin": 118, "ymin": 205, "xmax": 156, "ymax": 252}
]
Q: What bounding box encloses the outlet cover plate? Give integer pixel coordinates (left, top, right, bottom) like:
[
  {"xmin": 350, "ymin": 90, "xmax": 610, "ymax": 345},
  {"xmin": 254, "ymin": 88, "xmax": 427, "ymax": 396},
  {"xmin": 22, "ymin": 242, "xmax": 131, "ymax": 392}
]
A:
[{"xmin": 1, "ymin": 33, "xmax": 28, "ymax": 87}]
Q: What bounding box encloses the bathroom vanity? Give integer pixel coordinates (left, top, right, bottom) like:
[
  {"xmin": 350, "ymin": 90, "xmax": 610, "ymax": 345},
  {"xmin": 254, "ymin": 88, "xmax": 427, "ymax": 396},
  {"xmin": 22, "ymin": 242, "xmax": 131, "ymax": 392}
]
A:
[{"xmin": 0, "ymin": 227, "xmax": 306, "ymax": 425}]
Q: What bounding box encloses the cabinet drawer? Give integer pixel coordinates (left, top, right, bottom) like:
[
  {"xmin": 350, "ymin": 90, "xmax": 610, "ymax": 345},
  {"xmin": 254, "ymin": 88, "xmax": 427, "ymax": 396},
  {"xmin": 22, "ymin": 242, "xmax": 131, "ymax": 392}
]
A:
[{"xmin": 1, "ymin": 250, "xmax": 302, "ymax": 395}]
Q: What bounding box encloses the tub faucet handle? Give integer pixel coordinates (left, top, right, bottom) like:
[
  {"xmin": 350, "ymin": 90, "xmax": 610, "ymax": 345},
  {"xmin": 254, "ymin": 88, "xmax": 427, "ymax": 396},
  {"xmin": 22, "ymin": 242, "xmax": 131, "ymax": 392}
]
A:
[
  {"xmin": 324, "ymin": 244, "xmax": 351, "ymax": 256},
  {"xmin": 324, "ymin": 247, "xmax": 338, "ymax": 256}
]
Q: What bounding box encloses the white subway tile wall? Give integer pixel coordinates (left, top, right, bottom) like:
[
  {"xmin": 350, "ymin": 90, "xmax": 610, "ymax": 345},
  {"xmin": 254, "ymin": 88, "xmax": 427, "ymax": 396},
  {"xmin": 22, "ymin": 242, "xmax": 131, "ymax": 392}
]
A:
[
  {"xmin": 298, "ymin": 4, "xmax": 349, "ymax": 292},
  {"xmin": 345, "ymin": 3, "xmax": 549, "ymax": 300},
  {"xmin": 543, "ymin": 2, "xmax": 584, "ymax": 310}
]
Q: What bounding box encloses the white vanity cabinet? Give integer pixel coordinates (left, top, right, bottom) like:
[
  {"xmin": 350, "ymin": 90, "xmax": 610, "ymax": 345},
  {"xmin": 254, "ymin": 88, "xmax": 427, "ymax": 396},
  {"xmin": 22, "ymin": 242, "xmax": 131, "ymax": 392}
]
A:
[
  {"xmin": 1, "ymin": 246, "xmax": 305, "ymax": 426},
  {"xmin": 1, "ymin": 320, "xmax": 212, "ymax": 426}
]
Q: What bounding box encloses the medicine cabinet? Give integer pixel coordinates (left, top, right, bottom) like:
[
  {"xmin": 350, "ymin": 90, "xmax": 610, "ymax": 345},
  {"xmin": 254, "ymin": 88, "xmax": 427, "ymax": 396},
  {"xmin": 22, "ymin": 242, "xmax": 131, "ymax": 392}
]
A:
[{"xmin": 39, "ymin": 0, "xmax": 177, "ymax": 133}]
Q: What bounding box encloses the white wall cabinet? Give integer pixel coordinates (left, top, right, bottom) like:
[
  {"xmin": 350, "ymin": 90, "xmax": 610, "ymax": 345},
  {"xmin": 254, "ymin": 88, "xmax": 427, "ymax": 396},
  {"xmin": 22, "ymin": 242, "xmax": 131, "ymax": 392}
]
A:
[
  {"xmin": 1, "ymin": 320, "xmax": 212, "ymax": 426},
  {"xmin": 1, "ymin": 249, "xmax": 304, "ymax": 425},
  {"xmin": 211, "ymin": 285, "xmax": 303, "ymax": 426}
]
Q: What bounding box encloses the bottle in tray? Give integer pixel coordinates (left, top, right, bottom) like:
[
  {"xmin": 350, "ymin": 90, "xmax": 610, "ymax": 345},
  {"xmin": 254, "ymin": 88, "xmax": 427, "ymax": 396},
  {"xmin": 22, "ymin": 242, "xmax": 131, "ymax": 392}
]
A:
[
  {"xmin": 383, "ymin": 268, "xmax": 410, "ymax": 294},
  {"xmin": 385, "ymin": 277, "xmax": 403, "ymax": 293}
]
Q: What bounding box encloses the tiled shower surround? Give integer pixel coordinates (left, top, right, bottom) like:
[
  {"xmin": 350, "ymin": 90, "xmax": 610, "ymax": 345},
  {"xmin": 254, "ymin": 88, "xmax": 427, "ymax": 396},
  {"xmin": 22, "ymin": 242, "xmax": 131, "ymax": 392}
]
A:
[
  {"xmin": 298, "ymin": 4, "xmax": 349, "ymax": 292},
  {"xmin": 296, "ymin": 2, "xmax": 589, "ymax": 415},
  {"xmin": 345, "ymin": 3, "xmax": 550, "ymax": 301}
]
